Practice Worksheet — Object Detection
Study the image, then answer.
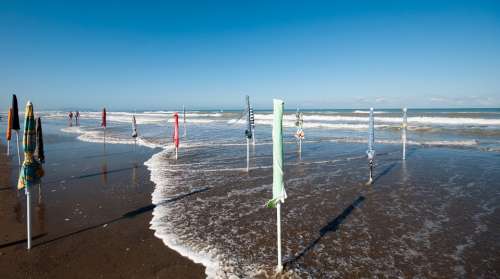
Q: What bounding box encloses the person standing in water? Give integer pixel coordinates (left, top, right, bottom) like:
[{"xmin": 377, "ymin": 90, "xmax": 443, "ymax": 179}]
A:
[
  {"xmin": 68, "ymin": 111, "xmax": 73, "ymax": 126},
  {"xmin": 75, "ymin": 111, "xmax": 80, "ymax": 126}
]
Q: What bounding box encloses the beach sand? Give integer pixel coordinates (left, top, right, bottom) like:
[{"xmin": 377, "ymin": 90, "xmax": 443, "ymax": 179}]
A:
[{"xmin": 0, "ymin": 141, "xmax": 205, "ymax": 279}]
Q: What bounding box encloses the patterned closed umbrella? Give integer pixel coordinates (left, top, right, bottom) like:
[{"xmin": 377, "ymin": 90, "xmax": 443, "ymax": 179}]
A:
[
  {"xmin": 245, "ymin": 96, "xmax": 252, "ymax": 139},
  {"xmin": 366, "ymin": 108, "xmax": 375, "ymax": 184},
  {"xmin": 17, "ymin": 101, "xmax": 44, "ymax": 250},
  {"xmin": 132, "ymin": 115, "xmax": 138, "ymax": 138},
  {"xmin": 18, "ymin": 102, "xmax": 44, "ymax": 190}
]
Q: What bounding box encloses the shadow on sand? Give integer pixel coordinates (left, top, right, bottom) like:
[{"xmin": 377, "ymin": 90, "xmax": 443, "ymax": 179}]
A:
[
  {"xmin": 0, "ymin": 233, "xmax": 48, "ymax": 249},
  {"xmin": 76, "ymin": 165, "xmax": 145, "ymax": 179},
  {"xmin": 372, "ymin": 162, "xmax": 398, "ymax": 183},
  {"xmin": 284, "ymin": 195, "xmax": 365, "ymax": 267},
  {"xmin": 0, "ymin": 187, "xmax": 209, "ymax": 250}
]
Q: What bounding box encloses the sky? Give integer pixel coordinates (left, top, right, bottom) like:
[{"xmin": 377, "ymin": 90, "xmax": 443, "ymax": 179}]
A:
[{"xmin": 1, "ymin": 0, "xmax": 499, "ymax": 110}]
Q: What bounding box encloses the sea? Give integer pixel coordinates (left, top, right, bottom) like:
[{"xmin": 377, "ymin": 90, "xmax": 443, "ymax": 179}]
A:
[{"xmin": 5, "ymin": 108, "xmax": 500, "ymax": 278}]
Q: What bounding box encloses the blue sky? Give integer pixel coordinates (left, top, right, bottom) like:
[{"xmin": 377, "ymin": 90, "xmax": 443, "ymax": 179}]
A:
[{"xmin": 1, "ymin": 1, "xmax": 499, "ymax": 110}]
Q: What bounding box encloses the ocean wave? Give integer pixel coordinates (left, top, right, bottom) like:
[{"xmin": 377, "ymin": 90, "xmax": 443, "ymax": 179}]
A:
[
  {"xmin": 353, "ymin": 110, "xmax": 389, "ymax": 114},
  {"xmin": 60, "ymin": 126, "xmax": 164, "ymax": 149}
]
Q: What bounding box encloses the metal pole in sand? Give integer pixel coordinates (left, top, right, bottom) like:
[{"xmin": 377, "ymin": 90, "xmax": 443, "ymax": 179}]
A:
[
  {"xmin": 26, "ymin": 187, "xmax": 32, "ymax": 249},
  {"xmin": 175, "ymin": 147, "xmax": 178, "ymax": 160},
  {"xmin": 369, "ymin": 159, "xmax": 373, "ymax": 183},
  {"xmin": 402, "ymin": 107, "xmax": 407, "ymax": 160},
  {"xmin": 246, "ymin": 138, "xmax": 250, "ymax": 172},
  {"xmin": 276, "ymin": 202, "xmax": 283, "ymax": 272},
  {"xmin": 183, "ymin": 105, "xmax": 187, "ymax": 138},
  {"xmin": 7, "ymin": 140, "xmax": 10, "ymax": 156}
]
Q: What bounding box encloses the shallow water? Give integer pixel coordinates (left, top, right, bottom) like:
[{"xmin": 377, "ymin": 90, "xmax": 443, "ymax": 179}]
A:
[{"xmin": 3, "ymin": 108, "xmax": 499, "ymax": 278}]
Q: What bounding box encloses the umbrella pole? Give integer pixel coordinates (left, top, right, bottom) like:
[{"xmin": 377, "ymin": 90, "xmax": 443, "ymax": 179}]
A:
[
  {"xmin": 403, "ymin": 139, "xmax": 406, "ymax": 160},
  {"xmin": 103, "ymin": 127, "xmax": 106, "ymax": 145},
  {"xmin": 402, "ymin": 124, "xmax": 406, "ymax": 160},
  {"xmin": 38, "ymin": 182, "xmax": 42, "ymax": 204},
  {"xmin": 246, "ymin": 138, "xmax": 250, "ymax": 172},
  {"xmin": 252, "ymin": 130, "xmax": 255, "ymax": 145},
  {"xmin": 26, "ymin": 187, "xmax": 32, "ymax": 250},
  {"xmin": 276, "ymin": 202, "xmax": 283, "ymax": 273},
  {"xmin": 368, "ymin": 159, "xmax": 374, "ymax": 184},
  {"xmin": 16, "ymin": 131, "xmax": 21, "ymax": 166},
  {"xmin": 7, "ymin": 140, "xmax": 10, "ymax": 156},
  {"xmin": 175, "ymin": 147, "xmax": 178, "ymax": 160}
]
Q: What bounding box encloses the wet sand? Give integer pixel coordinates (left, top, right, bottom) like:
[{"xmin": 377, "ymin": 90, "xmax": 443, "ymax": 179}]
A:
[{"xmin": 0, "ymin": 141, "xmax": 205, "ymax": 279}]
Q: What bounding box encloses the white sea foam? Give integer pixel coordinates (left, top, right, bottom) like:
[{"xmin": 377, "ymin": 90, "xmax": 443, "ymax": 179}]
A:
[
  {"xmin": 60, "ymin": 126, "xmax": 164, "ymax": 149},
  {"xmin": 353, "ymin": 110, "xmax": 389, "ymax": 114},
  {"xmin": 145, "ymin": 149, "xmax": 222, "ymax": 279}
]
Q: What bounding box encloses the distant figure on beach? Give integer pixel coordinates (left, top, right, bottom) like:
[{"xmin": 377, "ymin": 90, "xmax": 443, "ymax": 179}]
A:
[
  {"xmin": 68, "ymin": 111, "xmax": 73, "ymax": 126},
  {"xmin": 75, "ymin": 111, "xmax": 80, "ymax": 126}
]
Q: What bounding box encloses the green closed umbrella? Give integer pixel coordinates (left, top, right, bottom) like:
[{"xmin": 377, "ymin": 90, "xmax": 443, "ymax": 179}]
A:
[
  {"xmin": 266, "ymin": 99, "xmax": 286, "ymax": 273},
  {"xmin": 17, "ymin": 101, "xmax": 44, "ymax": 250}
]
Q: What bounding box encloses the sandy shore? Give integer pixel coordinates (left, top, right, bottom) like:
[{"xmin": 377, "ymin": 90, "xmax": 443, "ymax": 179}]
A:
[{"xmin": 0, "ymin": 142, "xmax": 205, "ymax": 279}]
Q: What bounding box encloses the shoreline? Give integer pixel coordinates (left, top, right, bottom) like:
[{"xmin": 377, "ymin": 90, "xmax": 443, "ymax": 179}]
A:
[{"xmin": 0, "ymin": 140, "xmax": 206, "ymax": 279}]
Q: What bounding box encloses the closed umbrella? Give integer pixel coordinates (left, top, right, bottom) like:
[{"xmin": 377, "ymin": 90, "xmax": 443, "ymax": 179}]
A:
[
  {"xmin": 366, "ymin": 108, "xmax": 375, "ymax": 184},
  {"xmin": 12, "ymin": 94, "xmax": 21, "ymax": 165},
  {"xmin": 132, "ymin": 115, "xmax": 138, "ymax": 150},
  {"xmin": 35, "ymin": 116, "xmax": 46, "ymax": 234},
  {"xmin": 295, "ymin": 108, "xmax": 304, "ymax": 155},
  {"xmin": 101, "ymin": 108, "xmax": 107, "ymax": 144},
  {"xmin": 250, "ymin": 106, "xmax": 255, "ymax": 145},
  {"xmin": 17, "ymin": 101, "xmax": 44, "ymax": 249},
  {"xmin": 266, "ymin": 99, "xmax": 286, "ymax": 273},
  {"xmin": 245, "ymin": 96, "xmax": 252, "ymax": 172},
  {"xmin": 12, "ymin": 94, "xmax": 20, "ymax": 130},
  {"xmin": 173, "ymin": 112, "xmax": 179, "ymax": 160},
  {"xmin": 6, "ymin": 108, "xmax": 13, "ymax": 155},
  {"xmin": 35, "ymin": 117, "xmax": 45, "ymax": 163}
]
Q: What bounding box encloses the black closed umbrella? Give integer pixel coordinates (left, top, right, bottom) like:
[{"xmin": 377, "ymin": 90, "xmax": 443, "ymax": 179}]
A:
[
  {"xmin": 12, "ymin": 94, "xmax": 22, "ymax": 165},
  {"xmin": 35, "ymin": 117, "xmax": 45, "ymax": 163},
  {"xmin": 12, "ymin": 94, "xmax": 20, "ymax": 131}
]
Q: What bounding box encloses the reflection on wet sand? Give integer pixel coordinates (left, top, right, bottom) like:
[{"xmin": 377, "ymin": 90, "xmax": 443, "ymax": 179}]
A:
[
  {"xmin": 101, "ymin": 160, "xmax": 108, "ymax": 186},
  {"xmin": 36, "ymin": 184, "xmax": 46, "ymax": 233}
]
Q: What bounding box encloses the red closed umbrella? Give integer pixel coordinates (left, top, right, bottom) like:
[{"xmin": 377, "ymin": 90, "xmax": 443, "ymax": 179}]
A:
[
  {"xmin": 101, "ymin": 108, "xmax": 107, "ymax": 127},
  {"xmin": 173, "ymin": 112, "xmax": 179, "ymax": 159}
]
